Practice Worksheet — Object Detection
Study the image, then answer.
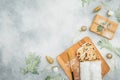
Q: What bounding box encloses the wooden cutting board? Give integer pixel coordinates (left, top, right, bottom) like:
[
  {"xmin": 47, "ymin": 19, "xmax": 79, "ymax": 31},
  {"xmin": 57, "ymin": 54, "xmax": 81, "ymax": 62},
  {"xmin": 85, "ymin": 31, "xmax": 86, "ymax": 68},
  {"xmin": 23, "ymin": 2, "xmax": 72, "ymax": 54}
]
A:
[{"xmin": 57, "ymin": 36, "xmax": 110, "ymax": 80}]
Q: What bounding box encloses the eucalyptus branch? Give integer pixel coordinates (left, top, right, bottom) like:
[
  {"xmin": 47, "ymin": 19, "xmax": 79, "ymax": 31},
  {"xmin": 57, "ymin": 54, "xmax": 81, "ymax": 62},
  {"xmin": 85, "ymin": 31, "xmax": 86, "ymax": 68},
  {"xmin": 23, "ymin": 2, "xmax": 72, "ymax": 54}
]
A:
[{"xmin": 97, "ymin": 39, "xmax": 120, "ymax": 57}]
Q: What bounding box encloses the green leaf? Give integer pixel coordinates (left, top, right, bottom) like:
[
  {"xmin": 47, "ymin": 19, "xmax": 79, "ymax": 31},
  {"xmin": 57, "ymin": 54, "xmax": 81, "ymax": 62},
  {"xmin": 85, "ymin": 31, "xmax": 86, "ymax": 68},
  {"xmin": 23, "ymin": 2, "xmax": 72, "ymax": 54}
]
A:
[
  {"xmin": 45, "ymin": 76, "xmax": 51, "ymax": 80},
  {"xmin": 21, "ymin": 53, "xmax": 41, "ymax": 75},
  {"xmin": 97, "ymin": 25, "xmax": 104, "ymax": 32},
  {"xmin": 97, "ymin": 39, "xmax": 120, "ymax": 57},
  {"xmin": 82, "ymin": 0, "xmax": 88, "ymax": 7},
  {"xmin": 115, "ymin": 7, "xmax": 120, "ymax": 23}
]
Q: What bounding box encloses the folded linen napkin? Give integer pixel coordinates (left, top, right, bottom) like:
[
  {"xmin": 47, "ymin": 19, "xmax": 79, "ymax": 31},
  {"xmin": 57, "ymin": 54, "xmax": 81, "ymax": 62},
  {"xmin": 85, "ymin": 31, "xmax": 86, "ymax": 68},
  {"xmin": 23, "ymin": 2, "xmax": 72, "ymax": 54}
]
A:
[{"xmin": 80, "ymin": 61, "xmax": 102, "ymax": 80}]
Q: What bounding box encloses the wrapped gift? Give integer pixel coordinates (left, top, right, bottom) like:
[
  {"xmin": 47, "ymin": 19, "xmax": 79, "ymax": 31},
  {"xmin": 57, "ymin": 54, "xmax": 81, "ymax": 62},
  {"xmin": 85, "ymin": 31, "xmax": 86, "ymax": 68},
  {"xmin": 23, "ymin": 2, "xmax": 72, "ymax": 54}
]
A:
[{"xmin": 90, "ymin": 14, "xmax": 118, "ymax": 40}]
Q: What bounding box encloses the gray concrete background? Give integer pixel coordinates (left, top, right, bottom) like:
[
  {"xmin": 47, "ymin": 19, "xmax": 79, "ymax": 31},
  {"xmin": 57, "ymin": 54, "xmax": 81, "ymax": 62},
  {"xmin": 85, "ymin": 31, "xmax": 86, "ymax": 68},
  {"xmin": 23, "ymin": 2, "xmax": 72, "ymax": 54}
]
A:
[{"xmin": 0, "ymin": 0, "xmax": 120, "ymax": 80}]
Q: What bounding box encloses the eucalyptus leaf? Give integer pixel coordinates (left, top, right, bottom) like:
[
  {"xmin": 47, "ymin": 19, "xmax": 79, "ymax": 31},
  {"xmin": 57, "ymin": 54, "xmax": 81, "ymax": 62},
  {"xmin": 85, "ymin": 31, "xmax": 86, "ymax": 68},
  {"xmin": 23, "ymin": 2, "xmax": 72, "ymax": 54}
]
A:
[
  {"xmin": 82, "ymin": 0, "xmax": 90, "ymax": 7},
  {"xmin": 97, "ymin": 25, "xmax": 104, "ymax": 32},
  {"xmin": 81, "ymin": 0, "xmax": 96, "ymax": 7},
  {"xmin": 21, "ymin": 53, "xmax": 41, "ymax": 74},
  {"xmin": 115, "ymin": 7, "xmax": 120, "ymax": 23},
  {"xmin": 45, "ymin": 76, "xmax": 51, "ymax": 80},
  {"xmin": 97, "ymin": 39, "xmax": 120, "ymax": 57}
]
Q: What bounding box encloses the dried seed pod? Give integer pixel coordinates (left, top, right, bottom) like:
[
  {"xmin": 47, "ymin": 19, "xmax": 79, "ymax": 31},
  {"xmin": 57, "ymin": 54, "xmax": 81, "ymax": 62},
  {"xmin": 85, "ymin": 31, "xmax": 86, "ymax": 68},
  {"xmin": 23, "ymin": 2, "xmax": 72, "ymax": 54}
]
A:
[
  {"xmin": 107, "ymin": 10, "xmax": 114, "ymax": 17},
  {"xmin": 93, "ymin": 5, "xmax": 102, "ymax": 13},
  {"xmin": 80, "ymin": 26, "xmax": 87, "ymax": 31},
  {"xmin": 106, "ymin": 53, "xmax": 112, "ymax": 59},
  {"xmin": 46, "ymin": 56, "xmax": 54, "ymax": 64},
  {"xmin": 52, "ymin": 66, "xmax": 59, "ymax": 72}
]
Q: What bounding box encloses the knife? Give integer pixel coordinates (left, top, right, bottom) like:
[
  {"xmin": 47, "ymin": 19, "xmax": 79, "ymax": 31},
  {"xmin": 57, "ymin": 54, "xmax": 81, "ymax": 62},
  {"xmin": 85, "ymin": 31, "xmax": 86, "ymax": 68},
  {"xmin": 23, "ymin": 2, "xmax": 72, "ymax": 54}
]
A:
[{"xmin": 67, "ymin": 52, "xmax": 74, "ymax": 80}]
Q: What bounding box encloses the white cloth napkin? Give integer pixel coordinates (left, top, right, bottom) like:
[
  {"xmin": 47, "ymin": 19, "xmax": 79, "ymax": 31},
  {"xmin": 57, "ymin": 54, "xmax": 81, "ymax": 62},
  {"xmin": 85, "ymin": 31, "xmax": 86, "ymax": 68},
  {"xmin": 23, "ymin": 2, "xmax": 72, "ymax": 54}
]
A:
[{"xmin": 80, "ymin": 61, "xmax": 102, "ymax": 80}]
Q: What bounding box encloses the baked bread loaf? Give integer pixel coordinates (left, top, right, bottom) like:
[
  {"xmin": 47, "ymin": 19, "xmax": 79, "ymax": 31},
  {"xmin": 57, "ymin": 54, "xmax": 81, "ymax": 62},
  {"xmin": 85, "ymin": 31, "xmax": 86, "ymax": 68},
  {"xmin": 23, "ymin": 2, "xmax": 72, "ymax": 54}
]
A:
[{"xmin": 77, "ymin": 42, "xmax": 100, "ymax": 62}]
